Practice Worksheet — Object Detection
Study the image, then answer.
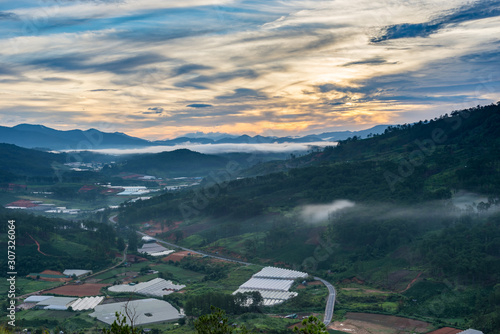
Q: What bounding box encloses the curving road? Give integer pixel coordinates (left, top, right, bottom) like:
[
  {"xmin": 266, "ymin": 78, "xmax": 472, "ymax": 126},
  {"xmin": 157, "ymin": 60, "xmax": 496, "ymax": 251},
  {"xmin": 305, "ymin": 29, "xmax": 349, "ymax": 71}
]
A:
[
  {"xmin": 136, "ymin": 231, "xmax": 335, "ymax": 324},
  {"xmin": 136, "ymin": 231, "xmax": 251, "ymax": 266},
  {"xmin": 314, "ymin": 276, "xmax": 336, "ymax": 325}
]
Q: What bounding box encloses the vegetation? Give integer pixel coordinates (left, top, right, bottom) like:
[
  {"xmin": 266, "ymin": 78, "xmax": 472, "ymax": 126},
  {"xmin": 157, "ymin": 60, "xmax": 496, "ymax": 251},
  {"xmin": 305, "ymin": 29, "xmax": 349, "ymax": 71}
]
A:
[
  {"xmin": 113, "ymin": 103, "xmax": 500, "ymax": 333},
  {"xmin": 293, "ymin": 316, "xmax": 328, "ymax": 334},
  {"xmin": 1, "ymin": 103, "xmax": 500, "ymax": 332}
]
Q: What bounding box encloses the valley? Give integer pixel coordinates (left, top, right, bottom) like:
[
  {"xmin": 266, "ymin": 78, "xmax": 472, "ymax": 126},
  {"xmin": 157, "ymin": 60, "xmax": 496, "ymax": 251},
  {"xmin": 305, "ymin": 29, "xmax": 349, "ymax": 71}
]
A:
[{"xmin": 0, "ymin": 104, "xmax": 499, "ymax": 333}]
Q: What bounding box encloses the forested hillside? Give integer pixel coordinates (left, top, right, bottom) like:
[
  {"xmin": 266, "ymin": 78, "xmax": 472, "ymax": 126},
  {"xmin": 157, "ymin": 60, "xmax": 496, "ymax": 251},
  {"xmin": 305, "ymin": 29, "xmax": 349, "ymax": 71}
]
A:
[
  {"xmin": 117, "ymin": 103, "xmax": 500, "ymax": 332},
  {"xmin": 107, "ymin": 149, "xmax": 231, "ymax": 178},
  {"xmin": 0, "ymin": 208, "xmax": 117, "ymax": 276}
]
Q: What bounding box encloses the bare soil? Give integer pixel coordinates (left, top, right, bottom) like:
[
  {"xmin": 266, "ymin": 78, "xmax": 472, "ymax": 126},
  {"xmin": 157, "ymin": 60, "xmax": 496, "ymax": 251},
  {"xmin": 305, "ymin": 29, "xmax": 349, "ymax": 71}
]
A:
[
  {"xmin": 329, "ymin": 312, "xmax": 433, "ymax": 334},
  {"xmin": 43, "ymin": 283, "xmax": 110, "ymax": 297}
]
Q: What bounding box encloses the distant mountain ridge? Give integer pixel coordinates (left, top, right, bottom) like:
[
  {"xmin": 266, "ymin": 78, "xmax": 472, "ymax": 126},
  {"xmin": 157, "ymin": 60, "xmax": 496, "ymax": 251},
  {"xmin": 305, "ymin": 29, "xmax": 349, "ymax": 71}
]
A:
[{"xmin": 0, "ymin": 123, "xmax": 390, "ymax": 150}]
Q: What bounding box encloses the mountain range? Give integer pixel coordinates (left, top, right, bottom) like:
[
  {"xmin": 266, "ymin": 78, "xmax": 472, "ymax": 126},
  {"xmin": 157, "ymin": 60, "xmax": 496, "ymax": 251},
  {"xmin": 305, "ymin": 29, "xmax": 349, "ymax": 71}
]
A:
[{"xmin": 0, "ymin": 124, "xmax": 390, "ymax": 150}]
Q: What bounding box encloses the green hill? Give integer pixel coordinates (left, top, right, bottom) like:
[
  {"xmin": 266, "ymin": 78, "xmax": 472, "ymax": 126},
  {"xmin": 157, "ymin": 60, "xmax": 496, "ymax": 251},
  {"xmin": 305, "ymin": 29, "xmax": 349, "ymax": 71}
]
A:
[
  {"xmin": 116, "ymin": 103, "xmax": 500, "ymax": 332},
  {"xmin": 0, "ymin": 143, "xmax": 66, "ymax": 179},
  {"xmin": 108, "ymin": 149, "xmax": 230, "ymax": 178}
]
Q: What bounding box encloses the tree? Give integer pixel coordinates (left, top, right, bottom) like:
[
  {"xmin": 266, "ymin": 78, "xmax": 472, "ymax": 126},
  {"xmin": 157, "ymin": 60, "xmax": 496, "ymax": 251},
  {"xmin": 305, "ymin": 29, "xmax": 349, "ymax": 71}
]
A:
[
  {"xmin": 194, "ymin": 307, "xmax": 234, "ymax": 334},
  {"xmin": 174, "ymin": 230, "xmax": 184, "ymax": 243},
  {"xmin": 102, "ymin": 312, "xmax": 139, "ymax": 334},
  {"xmin": 127, "ymin": 231, "xmax": 138, "ymax": 251},
  {"xmin": 117, "ymin": 237, "xmax": 126, "ymax": 252},
  {"xmin": 293, "ymin": 316, "xmax": 328, "ymax": 334}
]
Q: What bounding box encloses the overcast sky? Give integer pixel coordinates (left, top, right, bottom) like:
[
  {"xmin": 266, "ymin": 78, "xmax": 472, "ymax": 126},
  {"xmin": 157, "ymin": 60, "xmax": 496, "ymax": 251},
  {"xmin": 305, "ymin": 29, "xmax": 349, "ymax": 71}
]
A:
[{"xmin": 0, "ymin": 0, "xmax": 499, "ymax": 140}]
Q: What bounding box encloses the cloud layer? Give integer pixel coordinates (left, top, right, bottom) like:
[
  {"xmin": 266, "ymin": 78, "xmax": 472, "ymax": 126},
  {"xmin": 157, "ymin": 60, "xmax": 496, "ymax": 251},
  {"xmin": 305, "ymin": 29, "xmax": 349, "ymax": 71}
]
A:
[{"xmin": 0, "ymin": 0, "xmax": 499, "ymax": 139}]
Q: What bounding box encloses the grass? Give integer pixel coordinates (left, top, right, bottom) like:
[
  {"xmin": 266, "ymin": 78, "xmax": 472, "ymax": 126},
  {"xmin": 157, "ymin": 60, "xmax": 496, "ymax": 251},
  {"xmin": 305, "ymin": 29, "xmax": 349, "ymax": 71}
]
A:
[
  {"xmin": 382, "ymin": 302, "xmax": 399, "ymax": 313},
  {"xmin": 149, "ymin": 262, "xmax": 207, "ymax": 284},
  {"xmin": 16, "ymin": 309, "xmax": 76, "ymax": 321},
  {"xmin": 187, "ymin": 264, "xmax": 261, "ymax": 294},
  {"xmin": 0, "ymin": 192, "xmax": 18, "ymax": 206},
  {"xmin": 91, "ymin": 262, "xmax": 147, "ymax": 281},
  {"xmin": 15, "ymin": 309, "xmax": 97, "ymax": 331},
  {"xmin": 49, "ymin": 235, "xmax": 89, "ymax": 257},
  {"xmin": 180, "ymin": 234, "xmax": 205, "ymax": 248},
  {"xmin": 93, "ymin": 260, "xmax": 207, "ymax": 285},
  {"xmin": 236, "ymin": 313, "xmax": 299, "ymax": 332},
  {"xmin": 8, "ymin": 278, "xmax": 64, "ymax": 296}
]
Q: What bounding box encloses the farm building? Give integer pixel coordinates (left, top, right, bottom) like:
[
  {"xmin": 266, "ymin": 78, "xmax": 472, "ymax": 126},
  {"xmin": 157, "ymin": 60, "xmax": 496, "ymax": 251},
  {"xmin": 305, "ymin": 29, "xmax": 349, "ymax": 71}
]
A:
[
  {"xmin": 457, "ymin": 330, "xmax": 484, "ymax": 334},
  {"xmin": 138, "ymin": 243, "xmax": 174, "ymax": 257},
  {"xmin": 63, "ymin": 269, "xmax": 92, "ymax": 277},
  {"xmin": 239, "ymin": 277, "xmax": 294, "ymax": 291},
  {"xmin": 27, "ymin": 270, "xmax": 72, "ymax": 282},
  {"xmin": 253, "ymin": 267, "xmax": 308, "ymax": 280},
  {"xmin": 233, "ymin": 266, "xmax": 308, "ymax": 306},
  {"xmin": 25, "ymin": 295, "xmax": 103, "ymax": 311},
  {"xmin": 117, "ymin": 186, "xmax": 149, "ymax": 196},
  {"xmin": 70, "ymin": 296, "xmax": 104, "ymax": 311},
  {"xmin": 233, "ymin": 288, "xmax": 298, "ymax": 306},
  {"xmin": 141, "ymin": 236, "xmax": 156, "ymax": 243},
  {"xmin": 34, "ymin": 296, "xmax": 77, "ymax": 310},
  {"xmin": 89, "ymin": 298, "xmax": 182, "ymax": 325},
  {"xmin": 108, "ymin": 278, "xmax": 185, "ymax": 297},
  {"xmin": 24, "ymin": 296, "xmax": 53, "ymax": 303}
]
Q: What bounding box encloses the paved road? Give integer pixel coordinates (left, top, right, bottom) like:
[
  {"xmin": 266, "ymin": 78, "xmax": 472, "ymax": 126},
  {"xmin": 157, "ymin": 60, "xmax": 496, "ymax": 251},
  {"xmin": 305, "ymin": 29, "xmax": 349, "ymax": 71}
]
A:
[
  {"xmin": 136, "ymin": 231, "xmax": 252, "ymax": 266},
  {"xmin": 136, "ymin": 231, "xmax": 335, "ymax": 323},
  {"xmin": 109, "ymin": 214, "xmax": 118, "ymax": 224},
  {"xmin": 314, "ymin": 276, "xmax": 336, "ymax": 326}
]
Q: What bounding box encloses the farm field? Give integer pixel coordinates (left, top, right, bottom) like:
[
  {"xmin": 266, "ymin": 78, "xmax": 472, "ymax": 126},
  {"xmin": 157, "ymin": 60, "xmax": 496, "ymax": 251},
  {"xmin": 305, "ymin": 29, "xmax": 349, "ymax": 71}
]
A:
[
  {"xmin": 10, "ymin": 278, "xmax": 64, "ymax": 296},
  {"xmin": 329, "ymin": 312, "xmax": 434, "ymax": 334},
  {"xmin": 42, "ymin": 283, "xmax": 110, "ymax": 297}
]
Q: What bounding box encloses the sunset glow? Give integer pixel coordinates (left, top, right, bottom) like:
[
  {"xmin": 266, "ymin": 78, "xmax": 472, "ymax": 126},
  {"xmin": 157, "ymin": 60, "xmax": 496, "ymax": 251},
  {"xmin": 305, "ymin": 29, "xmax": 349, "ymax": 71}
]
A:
[{"xmin": 0, "ymin": 0, "xmax": 499, "ymax": 138}]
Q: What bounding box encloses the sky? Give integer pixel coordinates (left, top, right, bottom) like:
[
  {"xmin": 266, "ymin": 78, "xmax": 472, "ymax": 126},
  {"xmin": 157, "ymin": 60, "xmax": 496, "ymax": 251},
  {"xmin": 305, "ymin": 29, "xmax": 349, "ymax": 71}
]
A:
[{"xmin": 0, "ymin": 0, "xmax": 499, "ymax": 140}]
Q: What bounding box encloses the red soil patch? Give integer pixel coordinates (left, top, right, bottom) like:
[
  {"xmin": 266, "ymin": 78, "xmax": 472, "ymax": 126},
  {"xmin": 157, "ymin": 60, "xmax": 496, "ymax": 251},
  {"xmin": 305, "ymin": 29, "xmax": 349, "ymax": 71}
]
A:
[
  {"xmin": 43, "ymin": 283, "xmax": 110, "ymax": 297},
  {"xmin": 426, "ymin": 328, "xmax": 462, "ymax": 334},
  {"xmin": 162, "ymin": 251, "xmax": 200, "ymax": 263},
  {"xmin": 297, "ymin": 281, "xmax": 323, "ymax": 289},
  {"xmin": 383, "ymin": 270, "xmax": 421, "ymax": 291},
  {"xmin": 28, "ymin": 234, "xmax": 54, "ymax": 257},
  {"xmin": 399, "ymin": 272, "xmax": 423, "ymax": 293},
  {"xmin": 342, "ymin": 288, "xmax": 392, "ymax": 294},
  {"xmin": 329, "ymin": 312, "xmax": 433, "ymax": 334},
  {"xmin": 205, "ymin": 246, "xmax": 246, "ymax": 261},
  {"xmin": 27, "ymin": 270, "xmax": 72, "ymax": 282},
  {"xmin": 41, "ymin": 270, "xmax": 65, "ymax": 276},
  {"xmin": 6, "ymin": 200, "xmax": 38, "ymax": 208},
  {"xmin": 78, "ymin": 185, "xmax": 98, "ymax": 193}
]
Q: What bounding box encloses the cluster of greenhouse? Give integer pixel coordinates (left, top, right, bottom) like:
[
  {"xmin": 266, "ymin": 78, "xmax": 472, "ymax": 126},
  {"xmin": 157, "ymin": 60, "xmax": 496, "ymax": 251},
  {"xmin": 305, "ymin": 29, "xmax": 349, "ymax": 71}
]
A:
[
  {"xmin": 70, "ymin": 296, "xmax": 104, "ymax": 311},
  {"xmin": 234, "ymin": 266, "xmax": 308, "ymax": 306},
  {"xmin": 89, "ymin": 298, "xmax": 182, "ymax": 325},
  {"xmin": 253, "ymin": 267, "xmax": 308, "ymax": 280},
  {"xmin": 239, "ymin": 277, "xmax": 294, "ymax": 291},
  {"xmin": 138, "ymin": 243, "xmax": 174, "ymax": 257},
  {"xmin": 108, "ymin": 278, "xmax": 185, "ymax": 297}
]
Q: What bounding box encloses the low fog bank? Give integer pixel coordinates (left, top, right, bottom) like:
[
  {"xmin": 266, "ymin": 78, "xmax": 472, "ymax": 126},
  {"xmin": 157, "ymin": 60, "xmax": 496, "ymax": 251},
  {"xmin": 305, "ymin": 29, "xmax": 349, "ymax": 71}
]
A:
[
  {"xmin": 63, "ymin": 142, "xmax": 337, "ymax": 155},
  {"xmin": 300, "ymin": 193, "xmax": 499, "ymax": 224},
  {"xmin": 300, "ymin": 200, "xmax": 356, "ymax": 223}
]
